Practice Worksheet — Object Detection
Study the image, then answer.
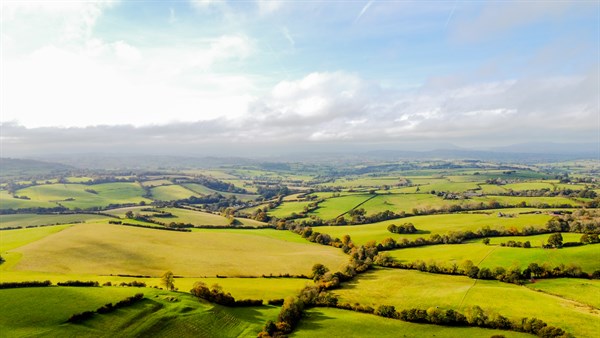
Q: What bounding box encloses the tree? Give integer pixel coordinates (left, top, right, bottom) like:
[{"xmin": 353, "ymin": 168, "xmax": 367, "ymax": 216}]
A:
[
  {"xmin": 547, "ymin": 233, "xmax": 563, "ymax": 248},
  {"xmin": 482, "ymin": 238, "xmax": 490, "ymax": 245},
  {"xmin": 311, "ymin": 263, "xmax": 329, "ymax": 281},
  {"xmin": 125, "ymin": 210, "xmax": 134, "ymax": 219},
  {"xmin": 161, "ymin": 271, "xmax": 175, "ymax": 291}
]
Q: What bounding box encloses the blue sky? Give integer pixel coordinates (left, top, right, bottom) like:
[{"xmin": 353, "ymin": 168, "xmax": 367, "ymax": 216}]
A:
[{"xmin": 1, "ymin": 1, "xmax": 598, "ymax": 155}]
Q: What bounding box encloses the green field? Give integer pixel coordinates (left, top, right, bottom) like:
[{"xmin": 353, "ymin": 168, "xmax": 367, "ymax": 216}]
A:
[
  {"xmin": 146, "ymin": 207, "xmax": 266, "ymax": 227},
  {"xmin": 526, "ymin": 278, "xmax": 600, "ymax": 309},
  {"xmin": 484, "ymin": 195, "xmax": 581, "ymax": 207},
  {"xmin": 140, "ymin": 179, "xmax": 172, "ymax": 187},
  {"xmin": 150, "ymin": 185, "xmax": 200, "ymax": 201},
  {"xmin": 0, "ymin": 213, "xmax": 104, "ymax": 228},
  {"xmin": 8, "ymin": 223, "xmax": 348, "ymax": 277},
  {"xmin": 182, "ymin": 183, "xmax": 259, "ymax": 201},
  {"xmin": 307, "ymin": 194, "xmax": 373, "ymax": 220},
  {"xmin": 0, "ymin": 287, "xmax": 279, "ymax": 338},
  {"xmin": 502, "ymin": 182, "xmax": 556, "ymax": 191},
  {"xmin": 334, "ymin": 268, "xmax": 600, "ymax": 338},
  {"xmin": 0, "ymin": 190, "xmax": 57, "ymax": 209},
  {"xmin": 358, "ymin": 193, "xmax": 460, "ymax": 215},
  {"xmin": 267, "ymin": 201, "xmax": 313, "ymax": 218},
  {"xmin": 11, "ymin": 183, "xmax": 151, "ymax": 209},
  {"xmin": 292, "ymin": 307, "xmax": 532, "ymax": 338},
  {"xmin": 315, "ymin": 212, "xmax": 554, "ymax": 245},
  {"xmin": 387, "ymin": 238, "xmax": 600, "ymax": 273}
]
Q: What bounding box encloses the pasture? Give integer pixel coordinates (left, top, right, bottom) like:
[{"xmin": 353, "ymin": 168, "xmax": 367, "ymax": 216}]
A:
[
  {"xmin": 526, "ymin": 278, "xmax": 600, "ymax": 309},
  {"xmin": 9, "ymin": 223, "xmax": 348, "ymax": 277},
  {"xmin": 150, "ymin": 185, "xmax": 200, "ymax": 201},
  {"xmin": 0, "ymin": 287, "xmax": 279, "ymax": 338},
  {"xmin": 182, "ymin": 183, "xmax": 259, "ymax": 201},
  {"xmin": 267, "ymin": 201, "xmax": 313, "ymax": 218},
  {"xmin": 0, "ymin": 213, "xmax": 103, "ymax": 228},
  {"xmin": 334, "ymin": 268, "xmax": 600, "ymax": 338},
  {"xmin": 387, "ymin": 238, "xmax": 600, "ymax": 273},
  {"xmin": 307, "ymin": 194, "xmax": 373, "ymax": 220},
  {"xmin": 315, "ymin": 212, "xmax": 554, "ymax": 245},
  {"xmin": 292, "ymin": 308, "xmax": 532, "ymax": 338}
]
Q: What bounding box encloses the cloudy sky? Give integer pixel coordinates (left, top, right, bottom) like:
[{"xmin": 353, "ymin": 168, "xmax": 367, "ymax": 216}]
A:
[{"xmin": 1, "ymin": 1, "xmax": 598, "ymax": 156}]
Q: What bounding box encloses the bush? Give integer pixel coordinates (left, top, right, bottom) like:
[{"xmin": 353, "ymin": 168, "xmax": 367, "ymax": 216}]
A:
[
  {"xmin": 57, "ymin": 280, "xmax": 99, "ymax": 287},
  {"xmin": 0, "ymin": 280, "xmax": 51, "ymax": 289}
]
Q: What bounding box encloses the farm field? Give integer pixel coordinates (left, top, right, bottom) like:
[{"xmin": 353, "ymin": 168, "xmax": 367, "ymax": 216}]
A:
[
  {"xmin": 150, "ymin": 184, "xmax": 200, "ymax": 201},
  {"xmin": 145, "ymin": 207, "xmax": 263, "ymax": 227},
  {"xmin": 334, "ymin": 269, "xmax": 600, "ymax": 338},
  {"xmin": 307, "ymin": 194, "xmax": 373, "ymax": 220},
  {"xmin": 526, "ymin": 278, "xmax": 600, "ymax": 309},
  {"xmin": 7, "ymin": 223, "xmax": 348, "ymax": 277},
  {"xmin": 0, "ymin": 286, "xmax": 279, "ymax": 338},
  {"xmin": 315, "ymin": 211, "xmax": 554, "ymax": 245},
  {"xmin": 387, "ymin": 239, "xmax": 600, "ymax": 273},
  {"xmin": 12, "ymin": 183, "xmax": 152, "ymax": 209},
  {"xmin": 292, "ymin": 307, "xmax": 532, "ymax": 338},
  {"xmin": 267, "ymin": 201, "xmax": 313, "ymax": 218},
  {"xmin": 182, "ymin": 183, "xmax": 259, "ymax": 201},
  {"xmin": 0, "ymin": 213, "xmax": 103, "ymax": 228}
]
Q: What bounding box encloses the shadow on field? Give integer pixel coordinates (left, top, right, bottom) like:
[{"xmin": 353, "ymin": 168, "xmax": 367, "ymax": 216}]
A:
[
  {"xmin": 338, "ymin": 270, "xmax": 379, "ymax": 290},
  {"xmin": 297, "ymin": 309, "xmax": 335, "ymax": 332}
]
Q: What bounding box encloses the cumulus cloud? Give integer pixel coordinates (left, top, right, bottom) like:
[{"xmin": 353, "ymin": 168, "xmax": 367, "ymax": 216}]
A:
[{"xmin": 2, "ymin": 69, "xmax": 596, "ymax": 156}]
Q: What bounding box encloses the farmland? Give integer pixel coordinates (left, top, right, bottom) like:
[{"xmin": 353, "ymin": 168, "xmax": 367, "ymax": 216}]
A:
[{"xmin": 0, "ymin": 158, "xmax": 598, "ymax": 337}]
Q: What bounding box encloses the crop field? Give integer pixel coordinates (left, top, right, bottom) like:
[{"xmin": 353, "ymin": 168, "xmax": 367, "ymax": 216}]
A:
[
  {"xmin": 267, "ymin": 201, "xmax": 313, "ymax": 218},
  {"xmin": 12, "ymin": 183, "xmax": 152, "ymax": 209},
  {"xmin": 484, "ymin": 195, "xmax": 582, "ymax": 207},
  {"xmin": 387, "ymin": 240, "xmax": 600, "ymax": 273},
  {"xmin": 182, "ymin": 183, "xmax": 259, "ymax": 201},
  {"xmin": 0, "ymin": 287, "xmax": 279, "ymax": 338},
  {"xmin": 307, "ymin": 194, "xmax": 373, "ymax": 220},
  {"xmin": 8, "ymin": 223, "xmax": 348, "ymax": 277},
  {"xmin": 150, "ymin": 185, "xmax": 200, "ymax": 201},
  {"xmin": 0, "ymin": 213, "xmax": 103, "ymax": 228},
  {"xmin": 526, "ymin": 278, "xmax": 600, "ymax": 309},
  {"xmin": 292, "ymin": 308, "xmax": 532, "ymax": 338},
  {"xmin": 315, "ymin": 212, "xmax": 554, "ymax": 245},
  {"xmin": 334, "ymin": 269, "xmax": 600, "ymax": 338}
]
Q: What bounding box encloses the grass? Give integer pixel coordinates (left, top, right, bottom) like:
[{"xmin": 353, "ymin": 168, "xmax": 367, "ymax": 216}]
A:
[
  {"xmin": 268, "ymin": 201, "xmax": 313, "ymax": 218},
  {"xmin": 292, "ymin": 307, "xmax": 532, "ymax": 338},
  {"xmin": 483, "ymin": 195, "xmax": 582, "ymax": 207},
  {"xmin": 478, "ymin": 184, "xmax": 508, "ymax": 194},
  {"xmin": 145, "ymin": 207, "xmax": 267, "ymax": 227},
  {"xmin": 315, "ymin": 212, "xmax": 554, "ymax": 246},
  {"xmin": 307, "ymin": 194, "xmax": 373, "ymax": 220},
  {"xmin": 334, "ymin": 268, "xmax": 600, "ymax": 338},
  {"xmin": 358, "ymin": 193, "xmax": 457, "ymax": 215},
  {"xmin": 13, "ymin": 183, "xmax": 151, "ymax": 209},
  {"xmin": 0, "ymin": 190, "xmax": 57, "ymax": 209},
  {"xmin": 140, "ymin": 179, "xmax": 172, "ymax": 187},
  {"xmin": 387, "ymin": 237, "xmax": 600, "ymax": 273},
  {"xmin": 526, "ymin": 278, "xmax": 600, "ymax": 309},
  {"xmin": 502, "ymin": 182, "xmax": 556, "ymax": 191},
  {"xmin": 0, "ymin": 224, "xmax": 73, "ymax": 252},
  {"xmin": 8, "ymin": 223, "xmax": 348, "ymax": 277},
  {"xmin": 182, "ymin": 183, "xmax": 259, "ymax": 201},
  {"xmin": 0, "ymin": 213, "xmax": 104, "ymax": 229},
  {"xmin": 0, "ymin": 287, "xmax": 279, "ymax": 338},
  {"xmin": 150, "ymin": 185, "xmax": 200, "ymax": 201}
]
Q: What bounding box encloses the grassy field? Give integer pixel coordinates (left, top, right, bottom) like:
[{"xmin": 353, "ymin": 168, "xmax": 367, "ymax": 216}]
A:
[
  {"xmin": 12, "ymin": 183, "xmax": 152, "ymax": 209},
  {"xmin": 334, "ymin": 268, "xmax": 600, "ymax": 338},
  {"xmin": 483, "ymin": 195, "xmax": 581, "ymax": 207},
  {"xmin": 478, "ymin": 184, "xmax": 508, "ymax": 194},
  {"xmin": 315, "ymin": 212, "xmax": 554, "ymax": 245},
  {"xmin": 358, "ymin": 193, "xmax": 459, "ymax": 215},
  {"xmin": 146, "ymin": 207, "xmax": 267, "ymax": 227},
  {"xmin": 268, "ymin": 201, "xmax": 313, "ymax": 218},
  {"xmin": 150, "ymin": 185, "xmax": 200, "ymax": 201},
  {"xmin": 0, "ymin": 190, "xmax": 57, "ymax": 209},
  {"xmin": 0, "ymin": 213, "xmax": 104, "ymax": 228},
  {"xmin": 526, "ymin": 278, "xmax": 600, "ymax": 309},
  {"xmin": 182, "ymin": 183, "xmax": 259, "ymax": 201},
  {"xmin": 307, "ymin": 194, "xmax": 373, "ymax": 220},
  {"xmin": 140, "ymin": 179, "xmax": 172, "ymax": 187},
  {"xmin": 8, "ymin": 223, "xmax": 348, "ymax": 277},
  {"xmin": 292, "ymin": 307, "xmax": 532, "ymax": 338},
  {"xmin": 387, "ymin": 239, "xmax": 600, "ymax": 273},
  {"xmin": 0, "ymin": 287, "xmax": 279, "ymax": 338}
]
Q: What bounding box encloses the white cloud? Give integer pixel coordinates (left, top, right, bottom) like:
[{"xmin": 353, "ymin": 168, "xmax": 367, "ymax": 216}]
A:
[{"xmin": 257, "ymin": 0, "xmax": 283, "ymax": 15}]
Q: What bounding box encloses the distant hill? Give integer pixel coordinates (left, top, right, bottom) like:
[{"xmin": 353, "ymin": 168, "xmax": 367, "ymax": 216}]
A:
[{"xmin": 0, "ymin": 158, "xmax": 74, "ymax": 181}]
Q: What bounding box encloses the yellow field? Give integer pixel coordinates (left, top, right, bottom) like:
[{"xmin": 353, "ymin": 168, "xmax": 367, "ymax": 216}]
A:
[{"xmin": 8, "ymin": 223, "xmax": 348, "ymax": 277}]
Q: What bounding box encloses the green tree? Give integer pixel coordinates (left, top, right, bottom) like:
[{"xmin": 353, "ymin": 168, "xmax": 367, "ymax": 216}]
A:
[
  {"xmin": 311, "ymin": 263, "xmax": 329, "ymax": 281},
  {"xmin": 547, "ymin": 233, "xmax": 563, "ymax": 248},
  {"xmin": 161, "ymin": 271, "xmax": 175, "ymax": 291}
]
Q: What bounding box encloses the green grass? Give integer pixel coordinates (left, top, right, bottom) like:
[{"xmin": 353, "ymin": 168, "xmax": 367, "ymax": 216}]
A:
[
  {"xmin": 268, "ymin": 201, "xmax": 313, "ymax": 218},
  {"xmin": 483, "ymin": 195, "xmax": 582, "ymax": 207},
  {"xmin": 292, "ymin": 307, "xmax": 532, "ymax": 338},
  {"xmin": 308, "ymin": 194, "xmax": 373, "ymax": 220},
  {"xmin": 0, "ymin": 190, "xmax": 57, "ymax": 209},
  {"xmin": 146, "ymin": 207, "xmax": 266, "ymax": 227},
  {"xmin": 140, "ymin": 179, "xmax": 173, "ymax": 187},
  {"xmin": 182, "ymin": 183, "xmax": 259, "ymax": 201},
  {"xmin": 0, "ymin": 287, "xmax": 279, "ymax": 338},
  {"xmin": 478, "ymin": 184, "xmax": 508, "ymax": 194},
  {"xmin": 315, "ymin": 212, "xmax": 554, "ymax": 246},
  {"xmin": 527, "ymin": 278, "xmax": 600, "ymax": 309},
  {"xmin": 8, "ymin": 223, "xmax": 348, "ymax": 277},
  {"xmin": 0, "ymin": 213, "xmax": 104, "ymax": 229},
  {"xmin": 334, "ymin": 268, "xmax": 600, "ymax": 338},
  {"xmin": 418, "ymin": 181, "xmax": 481, "ymax": 193},
  {"xmin": 387, "ymin": 237, "xmax": 600, "ymax": 273},
  {"xmin": 12, "ymin": 183, "xmax": 151, "ymax": 209},
  {"xmin": 150, "ymin": 185, "xmax": 200, "ymax": 201},
  {"xmin": 358, "ymin": 194, "xmax": 456, "ymax": 215},
  {"xmin": 0, "ymin": 224, "xmax": 72, "ymax": 252},
  {"xmin": 502, "ymin": 182, "xmax": 556, "ymax": 191}
]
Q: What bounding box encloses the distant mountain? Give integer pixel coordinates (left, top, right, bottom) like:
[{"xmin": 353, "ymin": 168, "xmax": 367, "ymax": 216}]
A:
[
  {"xmin": 0, "ymin": 158, "xmax": 74, "ymax": 180},
  {"xmin": 489, "ymin": 142, "xmax": 598, "ymax": 154}
]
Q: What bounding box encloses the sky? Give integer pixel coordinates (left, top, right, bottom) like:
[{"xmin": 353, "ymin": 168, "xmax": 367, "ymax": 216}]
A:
[{"xmin": 1, "ymin": 0, "xmax": 599, "ymax": 157}]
